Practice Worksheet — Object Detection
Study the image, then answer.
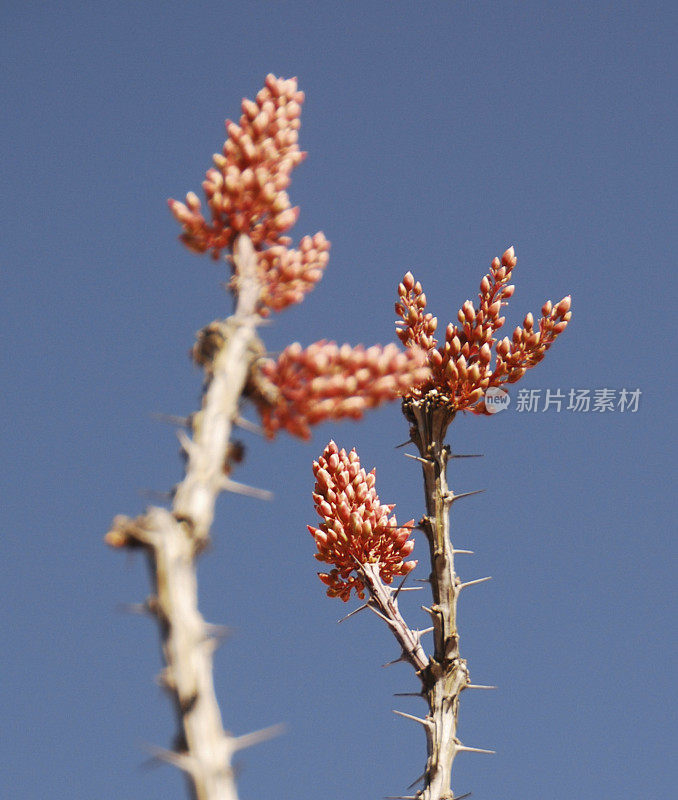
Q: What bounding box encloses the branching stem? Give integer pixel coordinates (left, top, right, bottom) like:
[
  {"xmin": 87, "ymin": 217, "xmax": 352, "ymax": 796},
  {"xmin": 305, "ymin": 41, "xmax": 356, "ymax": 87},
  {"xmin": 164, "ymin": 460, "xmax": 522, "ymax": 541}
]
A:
[
  {"xmin": 107, "ymin": 235, "xmax": 268, "ymax": 800},
  {"xmin": 359, "ymin": 562, "xmax": 429, "ymax": 674}
]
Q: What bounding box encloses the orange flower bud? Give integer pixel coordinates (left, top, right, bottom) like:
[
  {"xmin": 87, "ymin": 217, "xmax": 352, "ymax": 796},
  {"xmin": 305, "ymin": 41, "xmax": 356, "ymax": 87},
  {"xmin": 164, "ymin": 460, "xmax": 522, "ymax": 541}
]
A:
[
  {"xmin": 555, "ymin": 295, "xmax": 572, "ymax": 316},
  {"xmin": 501, "ymin": 246, "xmax": 517, "ymax": 268}
]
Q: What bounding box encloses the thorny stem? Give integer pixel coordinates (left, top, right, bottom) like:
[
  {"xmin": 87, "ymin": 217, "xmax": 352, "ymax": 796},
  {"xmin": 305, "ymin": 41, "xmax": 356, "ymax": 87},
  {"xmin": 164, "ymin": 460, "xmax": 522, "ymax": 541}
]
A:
[
  {"xmin": 403, "ymin": 399, "xmax": 473, "ymax": 800},
  {"xmin": 107, "ymin": 235, "xmax": 273, "ymax": 800},
  {"xmin": 173, "ymin": 234, "xmax": 262, "ymax": 544},
  {"xmin": 359, "ymin": 562, "xmax": 429, "ymax": 674}
]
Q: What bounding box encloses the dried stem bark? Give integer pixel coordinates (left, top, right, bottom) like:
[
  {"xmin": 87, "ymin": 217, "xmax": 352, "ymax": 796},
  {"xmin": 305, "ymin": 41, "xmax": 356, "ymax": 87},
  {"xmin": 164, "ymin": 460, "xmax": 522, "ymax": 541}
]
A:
[{"xmin": 106, "ymin": 235, "xmax": 276, "ymax": 800}]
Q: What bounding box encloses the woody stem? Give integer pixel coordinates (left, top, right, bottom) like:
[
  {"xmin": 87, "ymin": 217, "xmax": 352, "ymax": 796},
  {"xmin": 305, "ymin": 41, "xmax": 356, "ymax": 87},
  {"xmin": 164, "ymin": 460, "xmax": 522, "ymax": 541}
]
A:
[
  {"xmin": 107, "ymin": 234, "xmax": 266, "ymax": 800},
  {"xmin": 404, "ymin": 401, "xmax": 470, "ymax": 800}
]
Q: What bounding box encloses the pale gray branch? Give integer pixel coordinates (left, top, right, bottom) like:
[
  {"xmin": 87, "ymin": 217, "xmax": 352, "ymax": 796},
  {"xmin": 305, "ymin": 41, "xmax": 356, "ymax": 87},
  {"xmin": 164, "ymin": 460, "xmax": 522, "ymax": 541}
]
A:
[{"xmin": 107, "ymin": 234, "xmax": 267, "ymax": 800}]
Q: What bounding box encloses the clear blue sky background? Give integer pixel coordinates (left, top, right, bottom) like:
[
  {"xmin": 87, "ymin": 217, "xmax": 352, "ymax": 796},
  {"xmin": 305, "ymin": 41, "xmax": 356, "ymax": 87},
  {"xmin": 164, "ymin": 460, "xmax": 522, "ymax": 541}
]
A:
[{"xmin": 2, "ymin": 2, "xmax": 675, "ymax": 799}]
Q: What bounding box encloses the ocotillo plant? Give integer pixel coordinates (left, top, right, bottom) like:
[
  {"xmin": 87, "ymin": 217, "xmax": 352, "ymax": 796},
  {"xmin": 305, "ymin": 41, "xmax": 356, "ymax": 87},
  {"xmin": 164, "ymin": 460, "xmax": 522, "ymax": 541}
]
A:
[
  {"xmin": 308, "ymin": 253, "xmax": 571, "ymax": 799},
  {"xmin": 105, "ymin": 74, "xmax": 430, "ymax": 800},
  {"xmin": 106, "ymin": 72, "xmax": 571, "ymax": 800}
]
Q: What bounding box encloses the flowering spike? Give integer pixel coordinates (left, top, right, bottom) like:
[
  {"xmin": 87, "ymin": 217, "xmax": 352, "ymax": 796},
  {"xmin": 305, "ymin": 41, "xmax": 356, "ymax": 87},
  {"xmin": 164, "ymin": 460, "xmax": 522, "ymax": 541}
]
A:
[
  {"xmin": 308, "ymin": 442, "xmax": 417, "ymax": 601},
  {"xmin": 169, "ymin": 74, "xmax": 305, "ymax": 255},
  {"xmin": 253, "ymin": 341, "xmax": 430, "ymax": 439},
  {"xmin": 395, "ymin": 246, "xmax": 571, "ymax": 416},
  {"xmin": 169, "ymin": 75, "xmax": 329, "ymax": 316}
]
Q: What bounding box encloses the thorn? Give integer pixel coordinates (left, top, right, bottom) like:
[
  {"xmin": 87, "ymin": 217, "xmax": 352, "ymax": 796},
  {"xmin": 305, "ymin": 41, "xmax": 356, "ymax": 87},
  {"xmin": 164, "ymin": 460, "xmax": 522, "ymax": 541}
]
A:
[
  {"xmin": 383, "ymin": 653, "xmax": 409, "ymax": 668},
  {"xmin": 234, "ymin": 415, "xmax": 264, "ymax": 435},
  {"xmin": 453, "ymin": 549, "xmax": 474, "ymax": 555},
  {"xmin": 116, "ymin": 601, "xmax": 150, "ymax": 616},
  {"xmin": 421, "ymin": 605, "xmax": 435, "ymax": 616},
  {"xmin": 231, "ymin": 722, "xmax": 286, "ymax": 752},
  {"xmin": 220, "ymin": 478, "xmax": 273, "ymax": 501},
  {"xmin": 456, "ymin": 744, "xmax": 495, "ymax": 755},
  {"xmin": 392, "ymin": 572, "xmax": 410, "ymax": 600},
  {"xmin": 418, "ymin": 626, "xmax": 434, "ymax": 635},
  {"xmin": 404, "ymin": 452, "xmax": 431, "ymax": 465},
  {"xmin": 177, "ymin": 429, "xmax": 196, "ymax": 458},
  {"xmin": 397, "ymin": 586, "xmax": 423, "ymax": 592},
  {"xmin": 395, "ymin": 439, "xmax": 415, "ymax": 449},
  {"xmin": 393, "ymin": 692, "xmax": 424, "ymax": 698},
  {"xmin": 151, "ymin": 412, "xmax": 191, "ymax": 428},
  {"xmin": 337, "ymin": 604, "xmax": 369, "ymax": 623},
  {"xmin": 465, "ymin": 684, "xmax": 498, "ymax": 690},
  {"xmin": 139, "ymin": 489, "xmax": 172, "ymax": 501},
  {"xmin": 449, "ymin": 452, "xmax": 483, "ymax": 459},
  {"xmin": 454, "ymin": 793, "xmax": 473, "ymax": 800},
  {"xmin": 204, "ymin": 623, "xmax": 233, "ymax": 642},
  {"xmin": 414, "ymin": 577, "xmax": 431, "ymax": 584},
  {"xmin": 144, "ymin": 745, "xmax": 195, "ymax": 774},
  {"xmin": 368, "ymin": 604, "xmax": 392, "ymax": 624},
  {"xmin": 406, "ymin": 771, "xmax": 427, "ymax": 790},
  {"xmin": 459, "ymin": 576, "xmax": 492, "ymax": 590},
  {"xmin": 447, "ymin": 489, "xmax": 486, "ymax": 503},
  {"xmin": 392, "ymin": 709, "xmax": 430, "ymax": 727}
]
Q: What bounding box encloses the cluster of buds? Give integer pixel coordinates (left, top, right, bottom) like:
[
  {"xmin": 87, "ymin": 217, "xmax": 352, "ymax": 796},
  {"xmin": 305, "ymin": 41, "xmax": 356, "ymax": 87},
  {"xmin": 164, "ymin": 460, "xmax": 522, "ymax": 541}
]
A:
[
  {"xmin": 255, "ymin": 233, "xmax": 330, "ymax": 316},
  {"xmin": 169, "ymin": 74, "xmax": 329, "ymax": 315},
  {"xmin": 309, "ymin": 441, "xmax": 417, "ymax": 601},
  {"xmin": 395, "ymin": 247, "xmax": 571, "ymax": 414},
  {"xmin": 252, "ymin": 341, "xmax": 430, "ymax": 439}
]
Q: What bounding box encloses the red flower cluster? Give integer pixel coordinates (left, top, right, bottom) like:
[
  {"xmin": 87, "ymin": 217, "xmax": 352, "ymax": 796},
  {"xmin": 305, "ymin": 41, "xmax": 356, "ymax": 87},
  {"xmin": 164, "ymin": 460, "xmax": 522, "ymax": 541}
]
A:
[
  {"xmin": 168, "ymin": 74, "xmax": 328, "ymax": 315},
  {"xmin": 254, "ymin": 341, "xmax": 430, "ymax": 439},
  {"xmin": 256, "ymin": 232, "xmax": 330, "ymax": 316},
  {"xmin": 309, "ymin": 441, "xmax": 417, "ymax": 601},
  {"xmin": 395, "ymin": 247, "xmax": 571, "ymax": 414}
]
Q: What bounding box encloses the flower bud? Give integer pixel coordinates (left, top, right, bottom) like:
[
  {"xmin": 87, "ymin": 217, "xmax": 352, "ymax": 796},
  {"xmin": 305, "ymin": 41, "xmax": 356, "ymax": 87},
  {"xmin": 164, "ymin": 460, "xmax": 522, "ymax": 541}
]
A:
[
  {"xmin": 430, "ymin": 349, "xmax": 443, "ymax": 368},
  {"xmin": 463, "ymin": 300, "xmax": 476, "ymax": 321},
  {"xmin": 555, "ymin": 295, "xmax": 572, "ymax": 316},
  {"xmin": 468, "ymin": 363, "xmax": 481, "ymax": 383},
  {"xmin": 501, "ymin": 246, "xmax": 517, "ymax": 268}
]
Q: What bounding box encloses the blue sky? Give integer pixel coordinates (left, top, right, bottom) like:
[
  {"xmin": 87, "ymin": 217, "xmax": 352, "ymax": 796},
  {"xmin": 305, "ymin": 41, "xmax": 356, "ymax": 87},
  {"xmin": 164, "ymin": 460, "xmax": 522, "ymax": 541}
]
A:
[{"xmin": 2, "ymin": 2, "xmax": 675, "ymax": 798}]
